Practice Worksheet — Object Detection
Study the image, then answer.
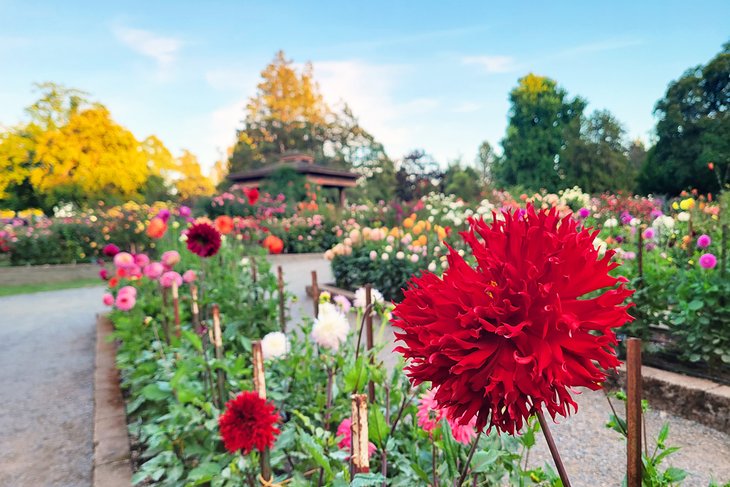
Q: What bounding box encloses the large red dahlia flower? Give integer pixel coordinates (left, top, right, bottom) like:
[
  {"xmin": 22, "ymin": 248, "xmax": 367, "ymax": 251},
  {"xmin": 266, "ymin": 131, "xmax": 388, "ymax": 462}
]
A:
[
  {"xmin": 218, "ymin": 391, "xmax": 280, "ymax": 455},
  {"xmin": 392, "ymin": 205, "xmax": 634, "ymax": 435},
  {"xmin": 186, "ymin": 222, "xmax": 222, "ymax": 257}
]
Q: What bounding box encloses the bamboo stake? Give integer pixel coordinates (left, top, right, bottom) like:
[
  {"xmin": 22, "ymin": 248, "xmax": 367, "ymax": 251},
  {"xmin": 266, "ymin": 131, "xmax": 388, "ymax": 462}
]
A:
[
  {"xmin": 160, "ymin": 283, "xmax": 170, "ymax": 343},
  {"xmin": 277, "ymin": 265, "xmax": 286, "ymax": 332},
  {"xmin": 212, "ymin": 304, "xmax": 226, "ymax": 406},
  {"xmin": 365, "ymin": 284, "xmax": 375, "ymax": 403},
  {"xmin": 172, "ymin": 281, "xmax": 181, "ymax": 337},
  {"xmin": 351, "ymin": 394, "xmax": 370, "ymax": 474},
  {"xmin": 252, "ymin": 340, "xmax": 266, "ymax": 400},
  {"xmin": 637, "ymin": 225, "xmax": 644, "ymax": 285},
  {"xmin": 627, "ymin": 338, "xmax": 643, "ymax": 487},
  {"xmin": 311, "ymin": 271, "xmax": 320, "ymax": 318},
  {"xmin": 192, "ymin": 285, "xmax": 216, "ymax": 404}
]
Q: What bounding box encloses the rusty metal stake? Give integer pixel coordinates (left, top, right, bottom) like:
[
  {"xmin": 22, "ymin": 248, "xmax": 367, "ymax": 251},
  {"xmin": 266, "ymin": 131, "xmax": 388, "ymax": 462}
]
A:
[
  {"xmin": 536, "ymin": 409, "xmax": 572, "ymax": 487},
  {"xmin": 627, "ymin": 338, "xmax": 643, "ymax": 487},
  {"xmin": 365, "ymin": 284, "xmax": 375, "ymax": 403},
  {"xmin": 351, "ymin": 394, "xmax": 370, "ymax": 474}
]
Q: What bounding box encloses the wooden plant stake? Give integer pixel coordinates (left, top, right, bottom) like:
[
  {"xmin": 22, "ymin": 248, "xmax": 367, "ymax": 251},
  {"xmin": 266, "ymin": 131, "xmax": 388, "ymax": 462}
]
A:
[
  {"xmin": 626, "ymin": 338, "xmax": 643, "ymax": 487},
  {"xmin": 160, "ymin": 283, "xmax": 170, "ymax": 343},
  {"xmin": 172, "ymin": 281, "xmax": 181, "ymax": 337},
  {"xmin": 536, "ymin": 409, "xmax": 572, "ymax": 487},
  {"xmin": 190, "ymin": 284, "xmax": 201, "ymax": 330},
  {"xmin": 365, "ymin": 284, "xmax": 375, "ymax": 403},
  {"xmin": 191, "ymin": 285, "xmax": 216, "ymax": 403},
  {"xmin": 311, "ymin": 270, "xmax": 320, "ymax": 318},
  {"xmin": 251, "ymin": 340, "xmax": 272, "ymax": 483},
  {"xmin": 637, "ymin": 226, "xmax": 644, "ymax": 286},
  {"xmin": 277, "ymin": 265, "xmax": 286, "ymax": 332},
  {"xmin": 351, "ymin": 394, "xmax": 370, "ymax": 474},
  {"xmin": 212, "ymin": 304, "xmax": 226, "ymax": 407}
]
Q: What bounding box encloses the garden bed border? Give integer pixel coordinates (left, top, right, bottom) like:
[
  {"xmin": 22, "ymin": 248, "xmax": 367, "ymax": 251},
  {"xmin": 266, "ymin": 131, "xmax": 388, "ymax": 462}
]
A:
[{"xmin": 93, "ymin": 313, "xmax": 133, "ymax": 486}]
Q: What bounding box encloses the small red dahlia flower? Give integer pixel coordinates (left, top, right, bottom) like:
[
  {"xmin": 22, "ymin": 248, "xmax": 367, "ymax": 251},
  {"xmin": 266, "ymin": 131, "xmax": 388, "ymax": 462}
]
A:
[
  {"xmin": 392, "ymin": 205, "xmax": 634, "ymax": 435},
  {"xmin": 186, "ymin": 222, "xmax": 222, "ymax": 257},
  {"xmin": 244, "ymin": 187, "xmax": 260, "ymax": 206},
  {"xmin": 218, "ymin": 391, "xmax": 280, "ymax": 455}
]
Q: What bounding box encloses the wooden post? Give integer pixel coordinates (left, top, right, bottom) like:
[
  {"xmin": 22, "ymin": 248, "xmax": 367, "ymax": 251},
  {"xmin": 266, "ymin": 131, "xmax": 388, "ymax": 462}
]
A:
[
  {"xmin": 365, "ymin": 284, "xmax": 375, "ymax": 403},
  {"xmin": 190, "ymin": 285, "xmax": 201, "ymax": 331},
  {"xmin": 172, "ymin": 281, "xmax": 181, "ymax": 337},
  {"xmin": 160, "ymin": 284, "xmax": 170, "ymax": 342},
  {"xmin": 277, "ymin": 266, "xmax": 286, "ymax": 332},
  {"xmin": 311, "ymin": 270, "xmax": 320, "ymax": 318},
  {"xmin": 212, "ymin": 304, "xmax": 226, "ymax": 407},
  {"xmin": 627, "ymin": 338, "xmax": 643, "ymax": 487},
  {"xmin": 351, "ymin": 394, "xmax": 370, "ymax": 474},
  {"xmin": 252, "ymin": 340, "xmax": 266, "ymax": 400}
]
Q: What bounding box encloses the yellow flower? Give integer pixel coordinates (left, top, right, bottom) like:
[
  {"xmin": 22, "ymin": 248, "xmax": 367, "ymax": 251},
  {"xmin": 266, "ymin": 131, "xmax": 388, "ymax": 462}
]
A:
[
  {"xmin": 679, "ymin": 198, "xmax": 695, "ymax": 210},
  {"xmin": 435, "ymin": 225, "xmax": 447, "ymax": 241},
  {"xmin": 417, "ymin": 235, "xmax": 428, "ymax": 246},
  {"xmin": 0, "ymin": 210, "xmax": 15, "ymax": 219},
  {"xmin": 672, "ymin": 202, "xmax": 679, "ymax": 210}
]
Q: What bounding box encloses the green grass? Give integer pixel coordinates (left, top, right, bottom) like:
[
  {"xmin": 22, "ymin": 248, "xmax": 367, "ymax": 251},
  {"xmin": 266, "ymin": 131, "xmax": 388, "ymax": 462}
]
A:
[{"xmin": 0, "ymin": 277, "xmax": 102, "ymax": 297}]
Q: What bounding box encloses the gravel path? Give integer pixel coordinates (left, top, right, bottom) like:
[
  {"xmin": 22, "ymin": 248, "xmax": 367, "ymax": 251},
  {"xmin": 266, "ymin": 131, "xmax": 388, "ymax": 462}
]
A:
[
  {"xmin": 273, "ymin": 255, "xmax": 730, "ymax": 486},
  {"xmin": 0, "ymin": 286, "xmax": 105, "ymax": 487}
]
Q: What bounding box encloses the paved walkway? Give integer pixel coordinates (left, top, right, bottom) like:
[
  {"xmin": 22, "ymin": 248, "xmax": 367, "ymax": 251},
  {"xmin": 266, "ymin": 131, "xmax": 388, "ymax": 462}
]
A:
[{"xmin": 0, "ymin": 286, "xmax": 105, "ymax": 487}]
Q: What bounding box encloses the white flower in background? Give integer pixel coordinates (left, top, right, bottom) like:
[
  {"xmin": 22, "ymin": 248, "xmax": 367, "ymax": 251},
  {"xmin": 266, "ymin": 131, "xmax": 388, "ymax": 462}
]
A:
[
  {"xmin": 603, "ymin": 218, "xmax": 618, "ymax": 228},
  {"xmin": 410, "ymin": 254, "xmax": 419, "ymax": 263},
  {"xmin": 385, "ymin": 245, "xmax": 393, "ymax": 253},
  {"xmin": 629, "ymin": 218, "xmax": 641, "ymax": 227},
  {"xmin": 652, "ymin": 215, "xmax": 675, "ymax": 235},
  {"xmin": 311, "ymin": 303, "xmax": 350, "ymax": 351},
  {"xmin": 333, "ymin": 294, "xmax": 351, "ymax": 313},
  {"xmin": 428, "ymin": 216, "xmax": 435, "ymax": 222},
  {"xmin": 381, "ymin": 253, "xmax": 389, "ymax": 261},
  {"xmin": 386, "ymin": 235, "xmax": 395, "ymax": 244},
  {"xmin": 677, "ymin": 211, "xmax": 690, "ymax": 222},
  {"xmin": 369, "ymin": 250, "xmax": 377, "ymax": 260},
  {"xmin": 354, "ymin": 287, "xmax": 384, "ymax": 309},
  {"xmin": 458, "ymin": 249, "xmax": 465, "ymax": 257},
  {"xmin": 396, "ymin": 251, "xmax": 405, "ymax": 260},
  {"xmin": 593, "ymin": 237, "xmax": 608, "ymax": 256},
  {"xmin": 428, "ymin": 262, "xmax": 437, "ymax": 272},
  {"xmin": 441, "ymin": 260, "xmax": 448, "ymax": 268},
  {"xmin": 261, "ymin": 331, "xmax": 289, "ymax": 360}
]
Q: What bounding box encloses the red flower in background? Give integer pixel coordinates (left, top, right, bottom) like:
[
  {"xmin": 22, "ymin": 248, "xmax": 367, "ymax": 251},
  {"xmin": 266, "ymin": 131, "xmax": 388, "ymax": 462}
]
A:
[
  {"xmin": 392, "ymin": 205, "xmax": 634, "ymax": 435},
  {"xmin": 214, "ymin": 215, "xmax": 234, "ymax": 235},
  {"xmin": 218, "ymin": 391, "xmax": 280, "ymax": 455},
  {"xmin": 146, "ymin": 217, "xmax": 167, "ymax": 239},
  {"xmin": 186, "ymin": 222, "xmax": 222, "ymax": 257},
  {"xmin": 262, "ymin": 235, "xmax": 284, "ymax": 254},
  {"xmin": 244, "ymin": 187, "xmax": 260, "ymax": 206}
]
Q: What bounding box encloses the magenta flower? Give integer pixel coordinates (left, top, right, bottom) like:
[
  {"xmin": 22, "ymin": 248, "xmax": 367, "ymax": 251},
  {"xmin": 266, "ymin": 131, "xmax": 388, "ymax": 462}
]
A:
[
  {"xmin": 102, "ymin": 293, "xmax": 114, "ymax": 306},
  {"xmin": 160, "ymin": 271, "xmax": 183, "ymax": 288},
  {"xmin": 182, "ymin": 270, "xmax": 197, "ymax": 283},
  {"xmin": 333, "ymin": 295, "xmax": 351, "ymax": 314},
  {"xmin": 134, "ymin": 253, "xmax": 150, "ymax": 267},
  {"xmin": 156, "ymin": 208, "xmax": 171, "ymax": 223},
  {"xmin": 178, "ymin": 205, "xmax": 191, "ymax": 217},
  {"xmin": 161, "ymin": 250, "xmax": 180, "ymax": 268},
  {"xmin": 103, "ymin": 244, "xmax": 120, "ymax": 257},
  {"xmin": 99, "ymin": 268, "xmax": 109, "ymax": 281},
  {"xmin": 417, "ymin": 388, "xmax": 444, "ymax": 433},
  {"xmin": 336, "ymin": 419, "xmax": 376, "ymax": 457},
  {"xmin": 446, "ymin": 414, "xmax": 477, "ymax": 445},
  {"xmin": 578, "ymin": 208, "xmax": 590, "ymax": 219},
  {"xmin": 642, "ymin": 228, "xmax": 655, "ymax": 240},
  {"xmin": 115, "ymin": 293, "xmax": 136, "ymax": 311},
  {"xmin": 697, "ymin": 234, "xmax": 711, "ymax": 249},
  {"xmin": 118, "ymin": 285, "xmax": 137, "ymax": 298},
  {"xmin": 699, "ymin": 253, "xmax": 717, "ymax": 269},
  {"xmin": 113, "ymin": 252, "xmax": 135, "ymax": 269},
  {"xmin": 143, "ymin": 262, "xmax": 164, "ymax": 280}
]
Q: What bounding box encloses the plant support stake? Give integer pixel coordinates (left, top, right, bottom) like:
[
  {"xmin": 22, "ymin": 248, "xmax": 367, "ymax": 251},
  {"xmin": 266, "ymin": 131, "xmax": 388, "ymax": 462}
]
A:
[
  {"xmin": 212, "ymin": 304, "xmax": 226, "ymax": 407},
  {"xmin": 252, "ymin": 340, "xmax": 267, "ymax": 400},
  {"xmin": 172, "ymin": 280, "xmax": 181, "ymax": 337},
  {"xmin": 311, "ymin": 270, "xmax": 320, "ymax": 318},
  {"xmin": 627, "ymin": 337, "xmax": 643, "ymax": 487},
  {"xmin": 536, "ymin": 409, "xmax": 572, "ymax": 487},
  {"xmin": 277, "ymin": 265, "xmax": 286, "ymax": 332},
  {"xmin": 350, "ymin": 394, "xmax": 370, "ymax": 474},
  {"xmin": 365, "ymin": 284, "xmax": 375, "ymax": 403}
]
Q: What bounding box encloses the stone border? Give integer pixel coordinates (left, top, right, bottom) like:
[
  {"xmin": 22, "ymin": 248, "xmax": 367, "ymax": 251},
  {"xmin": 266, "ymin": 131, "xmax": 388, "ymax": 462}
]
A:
[
  {"xmin": 608, "ymin": 364, "xmax": 730, "ymax": 434},
  {"xmin": 93, "ymin": 314, "xmax": 132, "ymax": 486}
]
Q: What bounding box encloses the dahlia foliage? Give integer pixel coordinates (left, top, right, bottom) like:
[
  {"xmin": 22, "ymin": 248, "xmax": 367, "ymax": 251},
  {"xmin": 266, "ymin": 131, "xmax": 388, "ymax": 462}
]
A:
[
  {"xmin": 218, "ymin": 391, "xmax": 280, "ymax": 455},
  {"xmin": 392, "ymin": 205, "xmax": 634, "ymax": 435}
]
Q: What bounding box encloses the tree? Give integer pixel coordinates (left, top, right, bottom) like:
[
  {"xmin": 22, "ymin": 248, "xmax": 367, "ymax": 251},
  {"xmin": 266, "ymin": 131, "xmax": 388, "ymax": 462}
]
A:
[
  {"xmin": 174, "ymin": 150, "xmax": 215, "ymax": 201},
  {"xmin": 628, "ymin": 139, "xmax": 648, "ymax": 172},
  {"xmin": 639, "ymin": 42, "xmax": 729, "ymax": 195},
  {"xmin": 561, "ymin": 110, "xmax": 635, "ymax": 192},
  {"xmin": 31, "ymin": 106, "xmax": 149, "ymax": 207},
  {"xmin": 495, "ymin": 74, "xmax": 586, "ymax": 192},
  {"xmin": 443, "ymin": 161, "xmax": 483, "ymax": 201},
  {"xmin": 476, "ymin": 140, "xmax": 496, "ymax": 184},
  {"xmin": 395, "ymin": 150, "xmax": 443, "ymax": 201}
]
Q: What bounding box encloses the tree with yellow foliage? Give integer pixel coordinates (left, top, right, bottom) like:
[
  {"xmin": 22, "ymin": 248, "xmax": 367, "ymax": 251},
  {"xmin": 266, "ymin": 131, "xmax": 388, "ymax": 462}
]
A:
[
  {"xmin": 174, "ymin": 150, "xmax": 215, "ymax": 200},
  {"xmin": 31, "ymin": 106, "xmax": 150, "ymax": 205}
]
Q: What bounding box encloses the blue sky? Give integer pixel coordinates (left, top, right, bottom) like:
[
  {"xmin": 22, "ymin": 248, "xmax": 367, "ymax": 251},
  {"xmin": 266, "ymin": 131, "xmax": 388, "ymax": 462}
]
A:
[{"xmin": 1, "ymin": 1, "xmax": 728, "ymax": 172}]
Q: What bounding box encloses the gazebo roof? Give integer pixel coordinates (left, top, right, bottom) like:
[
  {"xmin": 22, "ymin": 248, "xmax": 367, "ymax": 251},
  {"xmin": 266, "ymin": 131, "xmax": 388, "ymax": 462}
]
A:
[{"xmin": 227, "ymin": 153, "xmax": 359, "ymax": 188}]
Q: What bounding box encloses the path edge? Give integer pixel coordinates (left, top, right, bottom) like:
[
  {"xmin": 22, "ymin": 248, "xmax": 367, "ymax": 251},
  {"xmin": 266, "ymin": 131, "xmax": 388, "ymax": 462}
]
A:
[{"xmin": 93, "ymin": 313, "xmax": 132, "ymax": 486}]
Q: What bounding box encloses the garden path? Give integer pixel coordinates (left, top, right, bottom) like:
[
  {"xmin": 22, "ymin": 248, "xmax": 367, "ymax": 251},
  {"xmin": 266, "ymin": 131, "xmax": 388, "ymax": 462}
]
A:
[
  {"xmin": 0, "ymin": 286, "xmax": 105, "ymax": 487},
  {"xmin": 272, "ymin": 254, "xmax": 730, "ymax": 486}
]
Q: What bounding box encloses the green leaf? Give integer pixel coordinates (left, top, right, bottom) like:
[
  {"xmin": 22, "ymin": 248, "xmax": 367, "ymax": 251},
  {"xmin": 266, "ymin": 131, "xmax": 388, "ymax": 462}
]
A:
[
  {"xmin": 344, "ymin": 356, "xmax": 368, "ymax": 393},
  {"xmin": 188, "ymin": 462, "xmax": 221, "ymax": 484},
  {"xmin": 664, "ymin": 467, "xmax": 688, "ymax": 482},
  {"xmin": 141, "ymin": 382, "xmax": 171, "ymax": 401},
  {"xmin": 471, "ymin": 449, "xmax": 500, "ymax": 472},
  {"xmin": 688, "ymin": 300, "xmax": 703, "ymax": 311},
  {"xmin": 298, "ymin": 430, "xmax": 333, "ymax": 478},
  {"xmin": 182, "ymin": 330, "xmax": 203, "ymax": 352},
  {"xmin": 368, "ymin": 407, "xmax": 389, "ymax": 448},
  {"xmin": 351, "ymin": 473, "xmax": 386, "ymax": 486}
]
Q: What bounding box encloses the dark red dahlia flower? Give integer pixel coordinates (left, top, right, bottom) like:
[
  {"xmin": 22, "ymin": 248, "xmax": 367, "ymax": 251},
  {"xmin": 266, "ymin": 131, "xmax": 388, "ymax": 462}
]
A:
[
  {"xmin": 186, "ymin": 222, "xmax": 222, "ymax": 257},
  {"xmin": 218, "ymin": 391, "xmax": 280, "ymax": 455},
  {"xmin": 244, "ymin": 187, "xmax": 259, "ymax": 206},
  {"xmin": 392, "ymin": 205, "xmax": 634, "ymax": 435}
]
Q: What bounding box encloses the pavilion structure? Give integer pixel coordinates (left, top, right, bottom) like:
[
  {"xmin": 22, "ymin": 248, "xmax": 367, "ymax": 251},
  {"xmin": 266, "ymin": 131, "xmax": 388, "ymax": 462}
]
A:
[{"xmin": 227, "ymin": 152, "xmax": 359, "ymax": 207}]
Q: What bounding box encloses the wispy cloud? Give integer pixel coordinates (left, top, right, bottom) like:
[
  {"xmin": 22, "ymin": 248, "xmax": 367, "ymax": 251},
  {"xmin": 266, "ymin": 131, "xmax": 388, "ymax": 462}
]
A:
[
  {"xmin": 462, "ymin": 55, "xmax": 517, "ymax": 73},
  {"xmin": 113, "ymin": 26, "xmax": 182, "ymax": 73},
  {"xmin": 555, "ymin": 37, "xmax": 643, "ymax": 58},
  {"xmin": 452, "ymin": 101, "xmax": 481, "ymax": 113}
]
